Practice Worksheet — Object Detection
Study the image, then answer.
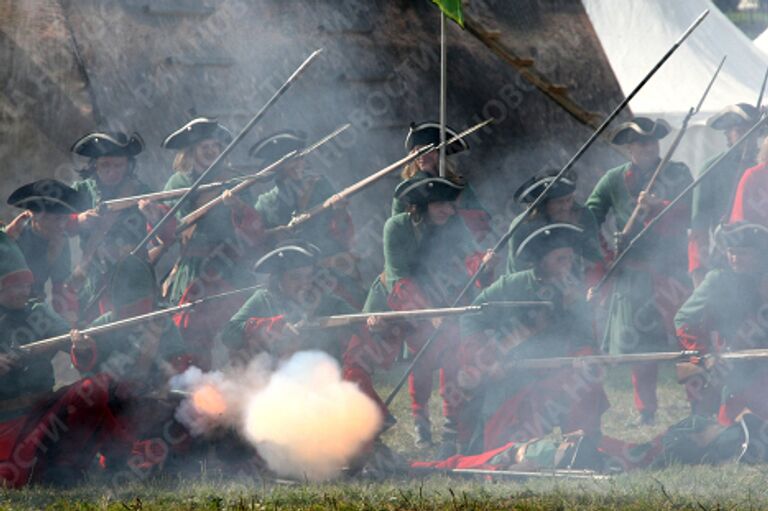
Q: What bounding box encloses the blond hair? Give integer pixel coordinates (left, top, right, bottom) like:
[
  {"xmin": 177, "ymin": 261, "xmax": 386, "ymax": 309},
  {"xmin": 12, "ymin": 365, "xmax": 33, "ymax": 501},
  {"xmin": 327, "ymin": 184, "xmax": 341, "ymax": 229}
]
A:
[
  {"xmin": 400, "ymin": 151, "xmax": 460, "ymax": 180},
  {"xmin": 172, "ymin": 146, "xmax": 196, "ymax": 174}
]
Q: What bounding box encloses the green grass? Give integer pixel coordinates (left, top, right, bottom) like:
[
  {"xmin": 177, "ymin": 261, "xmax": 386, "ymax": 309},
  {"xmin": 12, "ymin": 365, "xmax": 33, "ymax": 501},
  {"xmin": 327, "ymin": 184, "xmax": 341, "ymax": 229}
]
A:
[{"xmin": 1, "ymin": 364, "xmax": 764, "ymax": 510}]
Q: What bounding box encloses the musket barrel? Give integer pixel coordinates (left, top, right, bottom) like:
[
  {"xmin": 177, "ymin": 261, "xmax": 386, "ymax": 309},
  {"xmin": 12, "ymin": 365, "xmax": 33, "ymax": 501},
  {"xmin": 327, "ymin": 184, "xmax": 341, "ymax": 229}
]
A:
[
  {"xmin": 292, "ymin": 118, "xmax": 494, "ymax": 225},
  {"xmin": 20, "ymin": 285, "xmax": 260, "ymax": 355},
  {"xmin": 506, "ymin": 350, "xmax": 698, "ymax": 370},
  {"xmin": 300, "ymin": 301, "xmax": 552, "ymax": 329}
]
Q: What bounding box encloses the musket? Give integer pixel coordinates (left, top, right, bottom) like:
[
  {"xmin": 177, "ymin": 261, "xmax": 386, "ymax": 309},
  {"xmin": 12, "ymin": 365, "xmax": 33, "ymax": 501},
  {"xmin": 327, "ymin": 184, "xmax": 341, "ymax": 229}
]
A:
[
  {"xmin": 281, "ymin": 118, "xmax": 494, "ymax": 231},
  {"xmin": 296, "ymin": 301, "xmax": 552, "ymax": 330},
  {"xmin": 175, "ymin": 123, "xmax": 350, "ymax": 234},
  {"xmin": 413, "ymin": 466, "xmax": 611, "ymax": 481},
  {"xmin": 591, "ymin": 112, "xmax": 768, "ymax": 296},
  {"xmin": 383, "ymin": 9, "xmax": 710, "ymax": 408},
  {"xmin": 129, "ymin": 48, "xmax": 323, "ymax": 257},
  {"xmin": 617, "ymin": 55, "xmax": 725, "ymax": 248},
  {"xmin": 503, "ymin": 347, "xmax": 768, "ymax": 372},
  {"xmin": 20, "ymin": 285, "xmax": 260, "ymax": 356},
  {"xmin": 504, "ymin": 349, "xmax": 698, "ymax": 370},
  {"xmin": 98, "ymin": 171, "xmax": 276, "ymax": 213}
]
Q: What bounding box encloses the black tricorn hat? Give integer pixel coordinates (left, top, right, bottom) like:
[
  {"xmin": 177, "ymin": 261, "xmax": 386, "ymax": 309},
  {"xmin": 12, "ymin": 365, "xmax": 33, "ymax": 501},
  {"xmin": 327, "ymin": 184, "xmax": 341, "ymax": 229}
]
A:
[
  {"xmin": 514, "ymin": 223, "xmax": 584, "ymax": 262},
  {"xmin": 707, "ymin": 103, "xmax": 759, "ymax": 131},
  {"xmin": 71, "ymin": 131, "xmax": 144, "ymax": 158},
  {"xmin": 513, "ymin": 171, "xmax": 577, "ymax": 204},
  {"xmin": 714, "ymin": 221, "xmax": 768, "ymax": 250},
  {"xmin": 253, "ymin": 242, "xmax": 321, "ymax": 274},
  {"xmin": 249, "ymin": 131, "xmax": 307, "ymax": 164},
  {"xmin": 611, "ymin": 117, "xmax": 671, "ymax": 145},
  {"xmin": 162, "ymin": 118, "xmax": 232, "ymax": 150},
  {"xmin": 395, "ymin": 176, "xmax": 464, "ymax": 206},
  {"xmin": 405, "ymin": 122, "xmax": 469, "ymax": 155},
  {"xmin": 7, "ymin": 179, "xmax": 85, "ymax": 214}
]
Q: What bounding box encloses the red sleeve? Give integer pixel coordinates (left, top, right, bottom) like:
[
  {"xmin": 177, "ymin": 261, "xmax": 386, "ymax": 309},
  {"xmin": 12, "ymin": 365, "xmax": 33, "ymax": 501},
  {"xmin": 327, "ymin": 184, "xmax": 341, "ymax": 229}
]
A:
[
  {"xmin": 465, "ymin": 252, "xmax": 493, "ymax": 288},
  {"xmin": 243, "ymin": 315, "xmax": 286, "ymax": 350},
  {"xmin": 387, "ymin": 278, "xmax": 432, "ymax": 311},
  {"xmin": 687, "ymin": 230, "xmax": 706, "ymax": 274},
  {"xmin": 230, "ymin": 204, "xmax": 265, "ymax": 246},
  {"xmin": 70, "ymin": 339, "xmax": 98, "ymax": 373},
  {"xmin": 730, "ymin": 164, "xmax": 768, "ymax": 225},
  {"xmin": 676, "ymin": 325, "xmax": 708, "ymax": 353}
]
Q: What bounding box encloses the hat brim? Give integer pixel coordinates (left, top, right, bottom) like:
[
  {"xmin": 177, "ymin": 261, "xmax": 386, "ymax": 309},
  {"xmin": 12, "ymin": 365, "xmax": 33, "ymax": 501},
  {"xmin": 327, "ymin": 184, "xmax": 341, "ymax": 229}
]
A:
[
  {"xmin": 513, "ymin": 176, "xmax": 576, "ymax": 204},
  {"xmin": 405, "ymin": 123, "xmax": 469, "ymax": 155},
  {"xmin": 8, "ymin": 180, "xmax": 85, "ymax": 214},
  {"xmin": 162, "ymin": 119, "xmax": 233, "ymax": 150},
  {"xmin": 395, "ymin": 177, "xmax": 464, "ymax": 206},
  {"xmin": 253, "ymin": 245, "xmax": 319, "ymax": 274},
  {"xmin": 71, "ymin": 133, "xmax": 144, "ymax": 158},
  {"xmin": 611, "ymin": 119, "xmax": 670, "ymax": 145},
  {"xmin": 707, "ymin": 107, "xmax": 755, "ymax": 131}
]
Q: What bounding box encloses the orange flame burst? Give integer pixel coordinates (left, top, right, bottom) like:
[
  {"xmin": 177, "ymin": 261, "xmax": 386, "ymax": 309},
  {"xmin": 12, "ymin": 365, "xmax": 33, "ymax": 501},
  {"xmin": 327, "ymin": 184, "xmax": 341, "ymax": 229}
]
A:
[{"xmin": 192, "ymin": 385, "xmax": 227, "ymax": 416}]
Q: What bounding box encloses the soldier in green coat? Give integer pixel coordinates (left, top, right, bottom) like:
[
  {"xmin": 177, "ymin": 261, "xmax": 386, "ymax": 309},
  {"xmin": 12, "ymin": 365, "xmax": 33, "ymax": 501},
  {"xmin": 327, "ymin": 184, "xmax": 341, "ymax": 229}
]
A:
[
  {"xmin": 689, "ymin": 103, "xmax": 758, "ymax": 287},
  {"xmin": 675, "ymin": 222, "xmax": 768, "ymax": 423},
  {"xmin": 0, "ymin": 232, "xmax": 130, "ymax": 487},
  {"xmin": 69, "ymin": 131, "xmax": 154, "ymax": 321},
  {"xmin": 356, "ymin": 175, "xmax": 496, "ymax": 456},
  {"xmin": 161, "ymin": 118, "xmax": 264, "ymax": 304},
  {"xmin": 222, "ymin": 243, "xmax": 356, "ymax": 363},
  {"xmin": 391, "ymin": 122, "xmax": 491, "ymax": 243},
  {"xmin": 586, "ymin": 117, "xmax": 692, "ymax": 426},
  {"xmin": 506, "ymin": 171, "xmax": 603, "ymax": 275},
  {"xmin": 4, "ymin": 179, "xmax": 84, "ymax": 320},
  {"xmin": 249, "ymin": 131, "xmax": 365, "ymax": 309},
  {"xmin": 460, "ymin": 223, "xmax": 609, "ymax": 453}
]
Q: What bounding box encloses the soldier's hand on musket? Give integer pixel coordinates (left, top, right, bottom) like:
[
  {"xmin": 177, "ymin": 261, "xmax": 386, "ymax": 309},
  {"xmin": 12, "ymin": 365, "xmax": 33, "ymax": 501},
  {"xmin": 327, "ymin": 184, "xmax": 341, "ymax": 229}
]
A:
[
  {"xmin": 221, "ymin": 189, "xmax": 245, "ymax": 209},
  {"xmin": 4, "ymin": 211, "xmax": 31, "ymax": 239},
  {"xmin": 137, "ymin": 199, "xmax": 164, "ymax": 224},
  {"xmin": 586, "ymin": 286, "xmax": 597, "ymax": 302},
  {"xmin": 481, "ymin": 248, "xmax": 498, "ymax": 269},
  {"xmin": 636, "ymin": 191, "xmax": 663, "ymax": 212},
  {"xmin": 69, "ymin": 329, "xmax": 94, "ymax": 352},
  {"xmin": 325, "ymin": 194, "xmax": 347, "ymax": 210},
  {"xmin": 77, "ymin": 208, "xmax": 101, "ymax": 230},
  {"xmin": 366, "ymin": 314, "xmax": 384, "ymax": 332},
  {"xmin": 0, "ymin": 353, "xmax": 18, "ymax": 376}
]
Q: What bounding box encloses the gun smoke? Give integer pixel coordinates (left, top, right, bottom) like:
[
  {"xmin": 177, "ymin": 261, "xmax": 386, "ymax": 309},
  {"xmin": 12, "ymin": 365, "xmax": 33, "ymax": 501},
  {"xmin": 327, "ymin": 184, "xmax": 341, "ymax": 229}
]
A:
[{"xmin": 170, "ymin": 350, "xmax": 382, "ymax": 481}]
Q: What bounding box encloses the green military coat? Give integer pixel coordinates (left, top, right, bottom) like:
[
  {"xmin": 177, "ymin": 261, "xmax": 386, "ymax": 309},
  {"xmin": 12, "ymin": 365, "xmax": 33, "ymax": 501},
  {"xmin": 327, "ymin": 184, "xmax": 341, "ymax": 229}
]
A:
[{"xmin": 587, "ymin": 160, "xmax": 692, "ymax": 354}]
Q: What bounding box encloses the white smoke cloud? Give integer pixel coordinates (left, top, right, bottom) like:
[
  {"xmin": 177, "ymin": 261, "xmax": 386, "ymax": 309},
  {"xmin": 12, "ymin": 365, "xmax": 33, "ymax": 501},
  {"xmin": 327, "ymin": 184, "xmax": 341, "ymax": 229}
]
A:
[{"xmin": 170, "ymin": 350, "xmax": 382, "ymax": 481}]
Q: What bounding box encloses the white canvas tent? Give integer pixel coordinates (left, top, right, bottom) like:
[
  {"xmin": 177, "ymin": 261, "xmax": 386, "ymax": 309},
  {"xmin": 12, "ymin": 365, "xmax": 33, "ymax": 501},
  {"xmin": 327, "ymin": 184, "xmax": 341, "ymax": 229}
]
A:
[
  {"xmin": 582, "ymin": 0, "xmax": 768, "ymax": 172},
  {"xmin": 755, "ymin": 25, "xmax": 768, "ymax": 55}
]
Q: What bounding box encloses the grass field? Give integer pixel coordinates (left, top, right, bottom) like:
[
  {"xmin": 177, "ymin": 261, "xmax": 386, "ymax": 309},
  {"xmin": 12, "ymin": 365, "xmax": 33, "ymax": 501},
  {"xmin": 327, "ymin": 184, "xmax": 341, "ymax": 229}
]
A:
[{"xmin": 3, "ymin": 364, "xmax": 768, "ymax": 510}]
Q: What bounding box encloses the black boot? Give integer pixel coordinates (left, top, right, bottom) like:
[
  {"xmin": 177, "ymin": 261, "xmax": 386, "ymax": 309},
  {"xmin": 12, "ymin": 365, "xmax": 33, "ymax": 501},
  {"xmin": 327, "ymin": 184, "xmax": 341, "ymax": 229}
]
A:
[{"xmin": 413, "ymin": 417, "xmax": 433, "ymax": 448}]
